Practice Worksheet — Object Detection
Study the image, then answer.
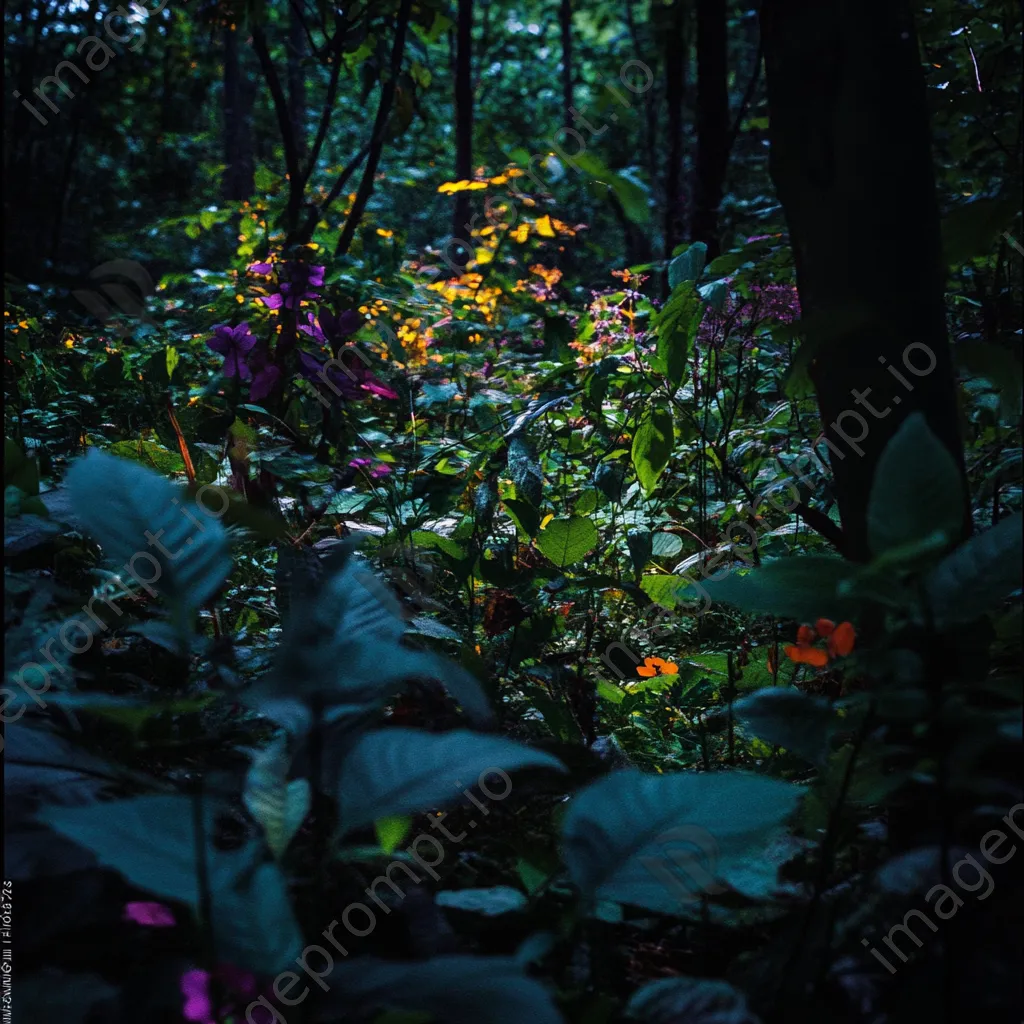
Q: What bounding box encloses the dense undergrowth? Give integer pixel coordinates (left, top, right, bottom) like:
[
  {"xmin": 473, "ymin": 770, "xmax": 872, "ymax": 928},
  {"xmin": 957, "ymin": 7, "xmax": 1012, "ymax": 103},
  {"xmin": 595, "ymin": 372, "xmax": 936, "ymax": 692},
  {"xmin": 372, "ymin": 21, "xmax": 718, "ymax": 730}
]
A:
[{"xmin": 3, "ymin": 2, "xmax": 1023, "ymax": 1022}]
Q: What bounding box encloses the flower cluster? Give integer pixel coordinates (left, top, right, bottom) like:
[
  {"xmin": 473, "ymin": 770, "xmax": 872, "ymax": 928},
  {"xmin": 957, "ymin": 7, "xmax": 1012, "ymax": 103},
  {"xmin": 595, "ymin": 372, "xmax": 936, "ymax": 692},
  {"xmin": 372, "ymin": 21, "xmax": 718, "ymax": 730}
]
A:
[
  {"xmin": 783, "ymin": 618, "xmax": 856, "ymax": 668},
  {"xmin": 249, "ymin": 260, "xmax": 325, "ymax": 311}
]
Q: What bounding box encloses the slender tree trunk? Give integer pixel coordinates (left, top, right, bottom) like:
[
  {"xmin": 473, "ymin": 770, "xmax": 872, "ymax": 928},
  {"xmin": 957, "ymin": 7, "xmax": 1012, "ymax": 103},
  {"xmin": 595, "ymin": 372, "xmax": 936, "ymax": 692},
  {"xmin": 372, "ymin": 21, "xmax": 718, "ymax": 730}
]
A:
[
  {"xmin": 452, "ymin": 0, "xmax": 474, "ymax": 256},
  {"xmin": 663, "ymin": 0, "xmax": 686, "ymax": 273},
  {"xmin": 287, "ymin": 1, "xmax": 307, "ymax": 161},
  {"xmin": 691, "ymin": 0, "xmax": 730, "ymax": 257},
  {"xmin": 559, "ymin": 0, "xmax": 574, "ymax": 117},
  {"xmin": 222, "ymin": 25, "xmax": 254, "ymax": 201},
  {"xmin": 760, "ymin": 0, "xmax": 968, "ymax": 562}
]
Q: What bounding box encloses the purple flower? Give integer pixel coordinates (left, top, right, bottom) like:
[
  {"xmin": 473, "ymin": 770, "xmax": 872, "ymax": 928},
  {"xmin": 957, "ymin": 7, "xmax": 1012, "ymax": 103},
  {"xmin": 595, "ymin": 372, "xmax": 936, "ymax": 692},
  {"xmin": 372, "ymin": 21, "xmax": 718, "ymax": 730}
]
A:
[
  {"xmin": 318, "ymin": 306, "xmax": 362, "ymax": 343},
  {"xmin": 207, "ymin": 323, "xmax": 257, "ymax": 380},
  {"xmin": 297, "ymin": 349, "xmax": 398, "ymax": 402},
  {"xmin": 246, "ymin": 343, "xmax": 282, "ymax": 402},
  {"xmin": 247, "ymin": 261, "xmax": 274, "ymax": 275},
  {"xmin": 258, "ymin": 263, "xmax": 326, "ymax": 311},
  {"xmin": 123, "ymin": 901, "xmax": 175, "ymax": 927}
]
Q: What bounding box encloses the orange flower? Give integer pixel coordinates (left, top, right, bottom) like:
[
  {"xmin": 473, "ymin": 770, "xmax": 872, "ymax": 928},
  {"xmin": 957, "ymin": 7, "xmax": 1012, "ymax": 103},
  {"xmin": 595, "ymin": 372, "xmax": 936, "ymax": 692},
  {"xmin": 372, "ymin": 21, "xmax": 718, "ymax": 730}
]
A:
[
  {"xmin": 637, "ymin": 656, "xmax": 679, "ymax": 678},
  {"xmin": 784, "ymin": 619, "xmax": 856, "ymax": 667},
  {"xmin": 828, "ymin": 621, "xmax": 856, "ymax": 658},
  {"xmin": 784, "ymin": 645, "xmax": 830, "ymax": 668}
]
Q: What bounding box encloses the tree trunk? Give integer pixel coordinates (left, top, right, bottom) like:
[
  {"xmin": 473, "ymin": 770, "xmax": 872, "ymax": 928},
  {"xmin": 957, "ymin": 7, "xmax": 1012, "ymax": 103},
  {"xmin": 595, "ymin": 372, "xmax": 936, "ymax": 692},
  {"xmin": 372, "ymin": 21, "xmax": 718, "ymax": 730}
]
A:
[
  {"xmin": 663, "ymin": 0, "xmax": 686, "ymax": 272},
  {"xmin": 287, "ymin": 1, "xmax": 307, "ymax": 161},
  {"xmin": 336, "ymin": 0, "xmax": 414, "ymax": 257},
  {"xmin": 691, "ymin": 0, "xmax": 729, "ymax": 257},
  {"xmin": 222, "ymin": 25, "xmax": 254, "ymax": 201},
  {"xmin": 559, "ymin": 0, "xmax": 574, "ymax": 118},
  {"xmin": 452, "ymin": 0, "xmax": 474, "ymax": 257},
  {"xmin": 760, "ymin": 0, "xmax": 968, "ymax": 562}
]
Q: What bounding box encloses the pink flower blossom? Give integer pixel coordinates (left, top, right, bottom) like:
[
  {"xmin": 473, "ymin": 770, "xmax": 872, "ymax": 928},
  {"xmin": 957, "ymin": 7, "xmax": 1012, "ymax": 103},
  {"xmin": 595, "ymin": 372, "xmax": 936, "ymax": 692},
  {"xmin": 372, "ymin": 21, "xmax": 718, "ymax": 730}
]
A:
[{"xmin": 123, "ymin": 901, "xmax": 176, "ymax": 927}]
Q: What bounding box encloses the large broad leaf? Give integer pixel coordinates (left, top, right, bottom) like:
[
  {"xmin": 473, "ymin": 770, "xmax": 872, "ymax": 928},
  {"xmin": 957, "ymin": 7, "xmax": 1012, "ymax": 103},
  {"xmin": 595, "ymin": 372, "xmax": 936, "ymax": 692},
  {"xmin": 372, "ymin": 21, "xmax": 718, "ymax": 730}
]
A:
[
  {"xmin": 209, "ymin": 851, "xmax": 305, "ymax": 975},
  {"xmin": 652, "ymin": 282, "xmax": 702, "ymax": 387},
  {"xmin": 322, "ymin": 955, "xmax": 564, "ymax": 1024},
  {"xmin": 335, "ymin": 728, "xmax": 565, "ymax": 836},
  {"xmin": 561, "ymin": 769, "xmax": 804, "ymax": 912},
  {"xmin": 38, "ymin": 795, "xmax": 203, "ymax": 904},
  {"xmin": 536, "ymin": 516, "xmax": 599, "ymax": 567},
  {"xmin": 690, "ymin": 556, "xmax": 855, "ymax": 622},
  {"xmin": 924, "ymin": 513, "xmax": 1023, "ymax": 628},
  {"xmin": 632, "ymin": 405, "xmax": 674, "ymax": 496},
  {"xmin": 38, "ymin": 796, "xmax": 302, "ymax": 974},
  {"xmin": 243, "ymin": 735, "xmax": 311, "ymax": 859},
  {"xmin": 867, "ymin": 413, "xmax": 965, "ymax": 557},
  {"xmin": 626, "ymin": 976, "xmax": 761, "ymax": 1024},
  {"xmin": 64, "ymin": 450, "xmax": 232, "ymax": 615},
  {"xmin": 247, "ymin": 546, "xmax": 493, "ymax": 725},
  {"xmin": 668, "ymin": 242, "xmax": 708, "ymax": 289},
  {"xmin": 733, "ymin": 689, "xmax": 838, "ymax": 764}
]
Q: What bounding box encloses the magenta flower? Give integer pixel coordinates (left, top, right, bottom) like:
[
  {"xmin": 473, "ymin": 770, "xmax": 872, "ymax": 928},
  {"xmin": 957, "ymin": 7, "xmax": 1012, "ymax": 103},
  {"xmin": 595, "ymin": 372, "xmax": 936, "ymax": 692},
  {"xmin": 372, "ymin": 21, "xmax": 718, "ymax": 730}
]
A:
[
  {"xmin": 123, "ymin": 901, "xmax": 175, "ymax": 927},
  {"xmin": 297, "ymin": 349, "xmax": 398, "ymax": 402},
  {"xmin": 180, "ymin": 965, "xmax": 269, "ymax": 1024},
  {"xmin": 348, "ymin": 458, "xmax": 391, "ymax": 480},
  {"xmin": 207, "ymin": 323, "xmax": 257, "ymax": 380}
]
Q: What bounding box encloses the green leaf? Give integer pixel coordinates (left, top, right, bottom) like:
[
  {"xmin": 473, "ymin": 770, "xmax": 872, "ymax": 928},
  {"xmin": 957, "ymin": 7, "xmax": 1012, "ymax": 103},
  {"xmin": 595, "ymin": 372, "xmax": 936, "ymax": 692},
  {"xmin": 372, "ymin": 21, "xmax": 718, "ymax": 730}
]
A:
[
  {"xmin": 5, "ymin": 438, "xmax": 39, "ymax": 494},
  {"xmin": 627, "ymin": 529, "xmax": 654, "ymax": 573},
  {"xmin": 594, "ymin": 462, "xmax": 626, "ymax": 503},
  {"xmin": 693, "ymin": 556, "xmax": 855, "ymax": 622},
  {"xmin": 867, "ymin": 413, "xmax": 965, "ymax": 557},
  {"xmin": 507, "ymin": 436, "xmax": 544, "ymax": 506},
  {"xmin": 64, "ymin": 450, "xmax": 231, "ymax": 616},
  {"xmin": 39, "ymin": 796, "xmax": 202, "ymax": 904},
  {"xmin": 335, "ymin": 728, "xmax": 565, "ymax": 836},
  {"xmin": 631, "ymin": 405, "xmax": 674, "ymax": 495},
  {"xmin": 165, "ymin": 345, "xmax": 179, "ymax": 381},
  {"xmin": 435, "ymin": 886, "xmax": 528, "ymax": 916},
  {"xmin": 626, "ymin": 976, "xmax": 759, "ymax": 1024},
  {"xmin": 375, "ymin": 815, "xmax": 413, "ymax": 855},
  {"xmin": 668, "ymin": 243, "xmax": 707, "ymax": 289},
  {"xmin": 247, "ymin": 549, "xmax": 493, "ymax": 724},
  {"xmin": 38, "ymin": 795, "xmax": 303, "ymax": 974},
  {"xmin": 924, "ymin": 513, "xmax": 1023, "ymax": 627},
  {"xmin": 504, "ymin": 498, "xmax": 541, "ymax": 538},
  {"xmin": 243, "ymin": 735, "xmax": 311, "ymax": 859},
  {"xmin": 734, "ymin": 689, "xmax": 838, "ymax": 764},
  {"xmin": 536, "ymin": 516, "xmax": 599, "ymax": 567},
  {"xmin": 561, "ymin": 769, "xmax": 804, "ymax": 912},
  {"xmin": 652, "ymin": 284, "xmax": 701, "ymax": 386},
  {"xmin": 651, "ymin": 533, "xmax": 683, "ymax": 558},
  {"xmin": 322, "ymin": 956, "xmax": 563, "ymax": 1024},
  {"xmin": 941, "ymin": 194, "xmax": 1019, "ymax": 266},
  {"xmin": 639, "ymin": 575, "xmax": 690, "ymax": 609}
]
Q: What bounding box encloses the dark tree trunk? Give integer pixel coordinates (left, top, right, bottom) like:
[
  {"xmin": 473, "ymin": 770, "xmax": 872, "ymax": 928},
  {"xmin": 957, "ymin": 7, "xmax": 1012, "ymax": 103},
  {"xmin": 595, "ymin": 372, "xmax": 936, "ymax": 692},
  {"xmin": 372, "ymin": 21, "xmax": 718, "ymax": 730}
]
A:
[
  {"xmin": 691, "ymin": 0, "xmax": 729, "ymax": 257},
  {"xmin": 452, "ymin": 0, "xmax": 474, "ymax": 254},
  {"xmin": 336, "ymin": 0, "xmax": 414, "ymax": 257},
  {"xmin": 663, "ymin": 0, "xmax": 686, "ymax": 273},
  {"xmin": 222, "ymin": 25, "xmax": 254, "ymax": 201},
  {"xmin": 559, "ymin": 0, "xmax": 574, "ymax": 117},
  {"xmin": 760, "ymin": 0, "xmax": 968, "ymax": 562},
  {"xmin": 287, "ymin": 1, "xmax": 307, "ymax": 161}
]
